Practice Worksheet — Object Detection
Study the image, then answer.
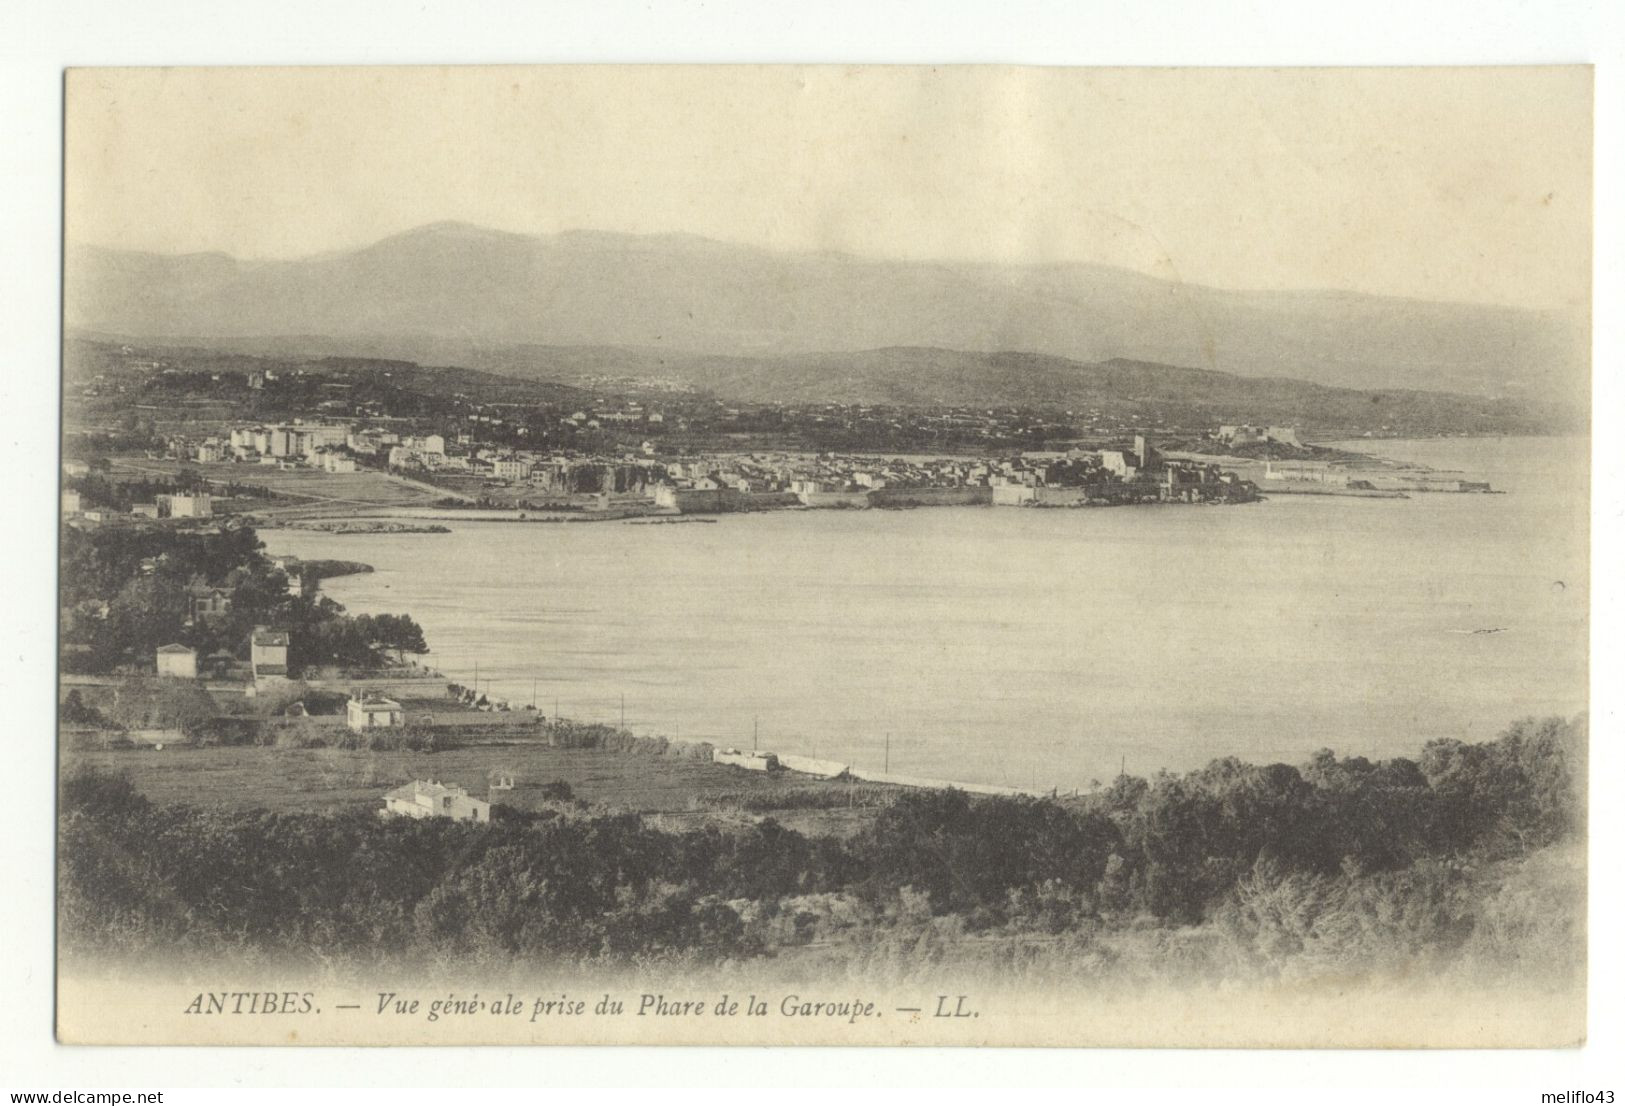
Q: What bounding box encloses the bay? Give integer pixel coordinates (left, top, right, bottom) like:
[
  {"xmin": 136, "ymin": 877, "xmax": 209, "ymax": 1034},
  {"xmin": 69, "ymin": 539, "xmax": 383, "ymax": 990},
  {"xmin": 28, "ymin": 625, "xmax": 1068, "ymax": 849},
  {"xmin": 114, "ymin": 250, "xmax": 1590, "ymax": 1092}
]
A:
[{"xmin": 262, "ymin": 436, "xmax": 1589, "ymax": 792}]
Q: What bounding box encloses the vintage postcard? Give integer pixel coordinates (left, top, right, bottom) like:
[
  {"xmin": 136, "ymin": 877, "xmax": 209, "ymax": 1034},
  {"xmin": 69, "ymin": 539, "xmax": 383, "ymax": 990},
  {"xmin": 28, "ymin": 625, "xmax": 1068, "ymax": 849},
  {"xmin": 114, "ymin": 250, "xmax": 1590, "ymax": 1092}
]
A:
[{"xmin": 56, "ymin": 65, "xmax": 1591, "ymax": 1047}]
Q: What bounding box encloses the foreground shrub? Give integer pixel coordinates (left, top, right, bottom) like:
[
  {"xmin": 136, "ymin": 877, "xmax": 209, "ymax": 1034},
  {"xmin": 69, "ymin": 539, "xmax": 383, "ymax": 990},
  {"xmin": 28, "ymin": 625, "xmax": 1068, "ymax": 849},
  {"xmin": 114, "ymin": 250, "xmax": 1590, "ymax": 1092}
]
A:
[{"xmin": 56, "ymin": 714, "xmax": 1586, "ymax": 980}]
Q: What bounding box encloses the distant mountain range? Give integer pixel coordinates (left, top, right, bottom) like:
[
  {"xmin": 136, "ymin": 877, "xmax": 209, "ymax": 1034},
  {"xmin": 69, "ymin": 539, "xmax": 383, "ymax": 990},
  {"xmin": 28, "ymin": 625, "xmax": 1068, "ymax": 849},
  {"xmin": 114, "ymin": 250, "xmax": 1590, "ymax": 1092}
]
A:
[{"xmin": 67, "ymin": 221, "xmax": 1588, "ymax": 409}]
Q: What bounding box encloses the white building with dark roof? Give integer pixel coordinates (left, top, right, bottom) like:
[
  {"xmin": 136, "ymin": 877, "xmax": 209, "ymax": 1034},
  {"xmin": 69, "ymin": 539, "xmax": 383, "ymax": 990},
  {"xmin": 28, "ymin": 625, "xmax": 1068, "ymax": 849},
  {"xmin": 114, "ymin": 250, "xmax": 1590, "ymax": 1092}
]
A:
[
  {"xmin": 347, "ymin": 695, "xmax": 405, "ymax": 731},
  {"xmin": 250, "ymin": 627, "xmax": 290, "ymax": 681}
]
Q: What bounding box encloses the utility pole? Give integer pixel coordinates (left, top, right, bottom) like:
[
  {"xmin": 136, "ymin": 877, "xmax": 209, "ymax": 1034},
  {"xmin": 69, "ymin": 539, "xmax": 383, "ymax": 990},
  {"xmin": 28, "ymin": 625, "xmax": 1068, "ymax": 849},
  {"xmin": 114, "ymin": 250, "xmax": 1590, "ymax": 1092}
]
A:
[
  {"xmin": 753, "ymin": 716, "xmax": 759, "ymax": 752},
  {"xmin": 532, "ymin": 676, "xmax": 537, "ymax": 711},
  {"xmin": 884, "ymin": 732, "xmax": 890, "ymax": 773},
  {"xmin": 620, "ymin": 693, "xmax": 626, "ymax": 729}
]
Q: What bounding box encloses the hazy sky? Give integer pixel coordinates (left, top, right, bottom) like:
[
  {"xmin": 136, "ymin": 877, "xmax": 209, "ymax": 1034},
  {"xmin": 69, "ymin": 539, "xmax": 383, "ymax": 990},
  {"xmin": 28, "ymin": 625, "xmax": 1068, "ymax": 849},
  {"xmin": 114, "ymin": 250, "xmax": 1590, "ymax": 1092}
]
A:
[{"xmin": 65, "ymin": 66, "xmax": 1592, "ymax": 310}]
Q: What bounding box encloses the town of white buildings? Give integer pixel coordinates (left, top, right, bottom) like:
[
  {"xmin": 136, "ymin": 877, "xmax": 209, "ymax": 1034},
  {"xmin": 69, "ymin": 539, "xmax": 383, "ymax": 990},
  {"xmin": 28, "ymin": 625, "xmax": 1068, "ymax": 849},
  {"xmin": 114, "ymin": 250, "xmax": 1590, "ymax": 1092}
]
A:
[{"xmin": 64, "ymin": 412, "xmax": 1287, "ymax": 525}]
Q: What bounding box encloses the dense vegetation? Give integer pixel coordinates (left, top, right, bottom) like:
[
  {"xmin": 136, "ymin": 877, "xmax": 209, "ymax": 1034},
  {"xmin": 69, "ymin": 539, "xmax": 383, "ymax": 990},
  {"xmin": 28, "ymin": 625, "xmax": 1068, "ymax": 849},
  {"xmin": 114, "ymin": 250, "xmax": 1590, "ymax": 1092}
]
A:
[
  {"xmin": 66, "ymin": 471, "xmax": 274, "ymax": 512},
  {"xmin": 59, "ymin": 715, "xmax": 1585, "ymax": 982},
  {"xmin": 59, "ymin": 523, "xmax": 426, "ymax": 679}
]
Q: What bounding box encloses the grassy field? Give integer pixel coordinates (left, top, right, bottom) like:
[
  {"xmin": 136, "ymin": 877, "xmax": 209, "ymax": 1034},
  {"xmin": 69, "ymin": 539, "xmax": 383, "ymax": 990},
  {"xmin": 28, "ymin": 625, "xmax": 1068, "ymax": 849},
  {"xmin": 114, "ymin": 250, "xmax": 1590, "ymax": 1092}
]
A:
[
  {"xmin": 62, "ymin": 741, "xmax": 888, "ymax": 832},
  {"xmin": 109, "ymin": 457, "xmax": 445, "ymax": 513}
]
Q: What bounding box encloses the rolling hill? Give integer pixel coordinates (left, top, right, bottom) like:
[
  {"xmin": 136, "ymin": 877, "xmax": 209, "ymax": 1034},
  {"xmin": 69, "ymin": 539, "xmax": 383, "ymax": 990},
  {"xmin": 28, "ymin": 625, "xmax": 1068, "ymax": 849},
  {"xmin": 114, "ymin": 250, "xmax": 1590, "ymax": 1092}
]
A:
[{"xmin": 67, "ymin": 222, "xmax": 1588, "ymax": 407}]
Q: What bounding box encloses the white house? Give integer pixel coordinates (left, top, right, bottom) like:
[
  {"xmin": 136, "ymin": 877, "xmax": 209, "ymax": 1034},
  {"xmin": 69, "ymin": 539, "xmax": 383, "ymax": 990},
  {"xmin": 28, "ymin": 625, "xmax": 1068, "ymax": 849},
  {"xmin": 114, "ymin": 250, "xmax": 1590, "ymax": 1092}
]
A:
[
  {"xmin": 347, "ymin": 695, "xmax": 405, "ymax": 731},
  {"xmin": 250, "ymin": 627, "xmax": 290, "ymax": 681},
  {"xmin": 381, "ymin": 779, "xmax": 490, "ymax": 823},
  {"xmin": 1099, "ymin": 450, "xmax": 1139, "ymax": 480},
  {"xmin": 155, "ymin": 643, "xmax": 198, "ymax": 679},
  {"xmin": 159, "ymin": 493, "xmax": 212, "ymax": 519},
  {"xmin": 490, "ymin": 458, "xmax": 532, "ymax": 482}
]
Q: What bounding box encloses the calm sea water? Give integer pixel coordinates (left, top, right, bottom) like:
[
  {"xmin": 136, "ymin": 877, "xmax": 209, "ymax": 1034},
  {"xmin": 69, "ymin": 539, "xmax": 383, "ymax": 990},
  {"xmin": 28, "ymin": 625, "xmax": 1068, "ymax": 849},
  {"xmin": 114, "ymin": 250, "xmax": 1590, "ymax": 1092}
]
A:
[{"xmin": 263, "ymin": 436, "xmax": 1589, "ymax": 792}]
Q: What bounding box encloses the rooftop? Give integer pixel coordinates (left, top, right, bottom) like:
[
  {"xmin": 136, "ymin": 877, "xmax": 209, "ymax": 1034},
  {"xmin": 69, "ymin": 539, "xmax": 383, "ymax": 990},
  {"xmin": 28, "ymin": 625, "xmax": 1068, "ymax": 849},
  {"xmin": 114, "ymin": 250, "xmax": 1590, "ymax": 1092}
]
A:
[{"xmin": 383, "ymin": 779, "xmax": 478, "ymax": 802}]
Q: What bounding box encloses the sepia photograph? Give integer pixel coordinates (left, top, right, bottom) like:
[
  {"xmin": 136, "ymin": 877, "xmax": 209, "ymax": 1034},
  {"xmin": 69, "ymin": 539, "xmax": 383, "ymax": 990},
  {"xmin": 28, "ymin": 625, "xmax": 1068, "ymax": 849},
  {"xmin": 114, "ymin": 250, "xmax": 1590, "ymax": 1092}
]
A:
[{"xmin": 51, "ymin": 62, "xmax": 1592, "ymax": 1049}]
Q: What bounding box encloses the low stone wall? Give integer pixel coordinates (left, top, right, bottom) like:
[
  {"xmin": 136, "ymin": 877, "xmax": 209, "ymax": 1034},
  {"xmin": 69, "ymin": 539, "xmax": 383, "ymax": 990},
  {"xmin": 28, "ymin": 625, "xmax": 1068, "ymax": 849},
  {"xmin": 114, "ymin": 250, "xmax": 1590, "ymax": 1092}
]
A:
[
  {"xmin": 1030, "ymin": 486, "xmax": 1094, "ymax": 506},
  {"xmin": 740, "ymin": 491, "xmax": 802, "ymax": 511},
  {"xmin": 868, "ymin": 486, "xmax": 992, "ymax": 508},
  {"xmin": 797, "ymin": 491, "xmax": 872, "ymax": 509},
  {"xmin": 663, "ymin": 488, "xmax": 803, "ymax": 514}
]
